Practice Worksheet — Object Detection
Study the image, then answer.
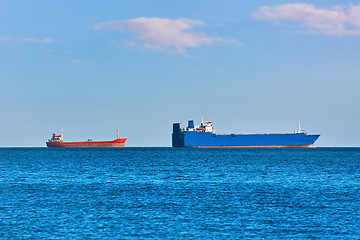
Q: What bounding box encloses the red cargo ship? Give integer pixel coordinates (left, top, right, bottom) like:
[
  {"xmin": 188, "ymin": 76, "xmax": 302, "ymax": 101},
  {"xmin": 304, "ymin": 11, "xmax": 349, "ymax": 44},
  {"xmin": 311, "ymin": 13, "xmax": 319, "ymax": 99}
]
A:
[{"xmin": 46, "ymin": 129, "xmax": 127, "ymax": 148}]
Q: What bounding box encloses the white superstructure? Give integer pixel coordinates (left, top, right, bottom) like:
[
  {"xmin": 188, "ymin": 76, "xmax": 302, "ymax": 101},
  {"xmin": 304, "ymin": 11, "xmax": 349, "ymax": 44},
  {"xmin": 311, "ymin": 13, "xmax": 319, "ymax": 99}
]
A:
[{"xmin": 184, "ymin": 118, "xmax": 215, "ymax": 133}]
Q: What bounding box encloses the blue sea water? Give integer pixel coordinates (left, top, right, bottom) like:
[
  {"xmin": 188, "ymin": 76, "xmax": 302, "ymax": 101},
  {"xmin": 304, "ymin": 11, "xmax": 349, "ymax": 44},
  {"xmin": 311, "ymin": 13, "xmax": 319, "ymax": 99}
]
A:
[{"xmin": 0, "ymin": 148, "xmax": 359, "ymax": 239}]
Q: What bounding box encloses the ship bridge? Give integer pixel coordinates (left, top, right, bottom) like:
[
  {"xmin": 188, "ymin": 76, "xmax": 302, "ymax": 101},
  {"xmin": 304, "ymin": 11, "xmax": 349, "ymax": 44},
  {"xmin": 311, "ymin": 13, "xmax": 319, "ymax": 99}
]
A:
[{"xmin": 185, "ymin": 119, "xmax": 215, "ymax": 133}]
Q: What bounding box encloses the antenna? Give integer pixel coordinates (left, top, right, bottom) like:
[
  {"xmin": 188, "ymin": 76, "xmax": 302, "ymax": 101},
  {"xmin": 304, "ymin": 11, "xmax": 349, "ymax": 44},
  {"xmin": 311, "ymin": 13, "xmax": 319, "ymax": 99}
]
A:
[{"xmin": 116, "ymin": 129, "xmax": 119, "ymax": 139}]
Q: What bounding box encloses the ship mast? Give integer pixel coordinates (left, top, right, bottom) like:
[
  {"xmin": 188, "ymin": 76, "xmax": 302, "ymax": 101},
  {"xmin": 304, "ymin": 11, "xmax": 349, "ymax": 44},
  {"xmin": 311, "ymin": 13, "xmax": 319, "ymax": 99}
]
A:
[
  {"xmin": 295, "ymin": 121, "xmax": 305, "ymax": 134},
  {"xmin": 61, "ymin": 128, "xmax": 64, "ymax": 141}
]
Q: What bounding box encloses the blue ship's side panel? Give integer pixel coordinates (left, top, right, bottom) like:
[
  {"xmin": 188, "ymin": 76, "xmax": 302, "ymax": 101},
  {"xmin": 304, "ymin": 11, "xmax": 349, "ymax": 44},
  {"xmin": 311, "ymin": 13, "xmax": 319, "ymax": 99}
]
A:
[{"xmin": 182, "ymin": 132, "xmax": 320, "ymax": 147}]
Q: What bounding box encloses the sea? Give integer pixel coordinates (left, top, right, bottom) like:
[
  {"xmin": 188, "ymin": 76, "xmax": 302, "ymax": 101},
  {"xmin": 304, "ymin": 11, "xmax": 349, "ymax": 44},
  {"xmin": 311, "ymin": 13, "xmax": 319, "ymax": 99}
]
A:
[{"xmin": 0, "ymin": 147, "xmax": 359, "ymax": 239}]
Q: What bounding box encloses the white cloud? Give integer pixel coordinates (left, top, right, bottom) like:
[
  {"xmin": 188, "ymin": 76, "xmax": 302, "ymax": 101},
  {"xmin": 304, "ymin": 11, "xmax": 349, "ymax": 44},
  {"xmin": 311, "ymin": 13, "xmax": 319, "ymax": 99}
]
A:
[
  {"xmin": 253, "ymin": 3, "xmax": 360, "ymax": 36},
  {"xmin": 0, "ymin": 36, "xmax": 53, "ymax": 43},
  {"xmin": 20, "ymin": 37, "xmax": 53, "ymax": 43},
  {"xmin": 71, "ymin": 59, "xmax": 92, "ymax": 69},
  {"xmin": 92, "ymin": 17, "xmax": 236, "ymax": 53},
  {"xmin": 0, "ymin": 36, "xmax": 12, "ymax": 42}
]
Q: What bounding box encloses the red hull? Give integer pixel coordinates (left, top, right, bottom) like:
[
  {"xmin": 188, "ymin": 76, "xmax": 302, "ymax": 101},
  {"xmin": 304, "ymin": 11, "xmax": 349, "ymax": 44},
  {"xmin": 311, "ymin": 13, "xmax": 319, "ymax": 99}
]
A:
[{"xmin": 46, "ymin": 138, "xmax": 127, "ymax": 148}]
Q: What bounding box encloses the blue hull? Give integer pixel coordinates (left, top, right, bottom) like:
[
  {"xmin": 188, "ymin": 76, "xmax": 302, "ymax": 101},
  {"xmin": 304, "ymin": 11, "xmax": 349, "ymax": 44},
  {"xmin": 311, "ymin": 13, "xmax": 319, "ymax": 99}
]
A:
[{"xmin": 172, "ymin": 123, "xmax": 320, "ymax": 148}]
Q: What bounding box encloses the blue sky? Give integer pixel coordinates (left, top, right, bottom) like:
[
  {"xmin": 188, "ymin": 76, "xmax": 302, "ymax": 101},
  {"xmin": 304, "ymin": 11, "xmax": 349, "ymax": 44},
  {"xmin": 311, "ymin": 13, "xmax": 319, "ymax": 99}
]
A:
[{"xmin": 1, "ymin": 0, "xmax": 359, "ymax": 147}]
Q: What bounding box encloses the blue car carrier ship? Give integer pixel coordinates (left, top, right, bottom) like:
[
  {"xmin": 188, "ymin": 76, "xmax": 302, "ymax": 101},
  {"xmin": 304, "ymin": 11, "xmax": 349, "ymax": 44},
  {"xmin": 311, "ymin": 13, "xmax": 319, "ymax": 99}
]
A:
[{"xmin": 172, "ymin": 118, "xmax": 320, "ymax": 148}]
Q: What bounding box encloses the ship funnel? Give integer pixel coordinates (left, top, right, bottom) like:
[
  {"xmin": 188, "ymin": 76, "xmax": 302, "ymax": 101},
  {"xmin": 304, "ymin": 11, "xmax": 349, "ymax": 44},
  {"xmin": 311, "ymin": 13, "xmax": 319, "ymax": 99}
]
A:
[
  {"xmin": 117, "ymin": 129, "xmax": 119, "ymax": 139},
  {"xmin": 188, "ymin": 120, "xmax": 194, "ymax": 129},
  {"xmin": 173, "ymin": 123, "xmax": 181, "ymax": 133}
]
